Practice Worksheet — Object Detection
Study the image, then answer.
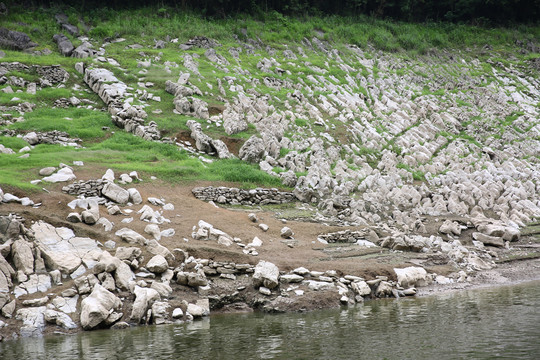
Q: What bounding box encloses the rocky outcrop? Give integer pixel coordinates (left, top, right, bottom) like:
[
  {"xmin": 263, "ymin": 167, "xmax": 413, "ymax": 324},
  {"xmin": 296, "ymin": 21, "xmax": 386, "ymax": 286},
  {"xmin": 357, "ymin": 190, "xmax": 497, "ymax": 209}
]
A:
[
  {"xmin": 53, "ymin": 34, "xmax": 74, "ymax": 56},
  {"xmin": 253, "ymin": 261, "xmax": 280, "ymax": 289},
  {"xmin": 186, "ymin": 120, "xmax": 232, "ymax": 159},
  {"xmin": 82, "ymin": 66, "xmax": 160, "ymax": 141},
  {"xmin": 0, "ymin": 28, "xmax": 37, "ymax": 50},
  {"xmin": 32, "ymin": 221, "xmax": 102, "ymax": 275},
  {"xmin": 239, "ymin": 136, "xmax": 265, "ymax": 163}
]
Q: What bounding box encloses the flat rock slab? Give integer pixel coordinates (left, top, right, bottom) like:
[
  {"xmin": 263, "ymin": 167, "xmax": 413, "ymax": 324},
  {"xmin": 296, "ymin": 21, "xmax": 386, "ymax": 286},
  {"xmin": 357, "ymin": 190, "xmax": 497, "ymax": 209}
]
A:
[
  {"xmin": 102, "ymin": 182, "xmax": 129, "ymax": 204},
  {"xmin": 32, "ymin": 221, "xmax": 102, "ymax": 274}
]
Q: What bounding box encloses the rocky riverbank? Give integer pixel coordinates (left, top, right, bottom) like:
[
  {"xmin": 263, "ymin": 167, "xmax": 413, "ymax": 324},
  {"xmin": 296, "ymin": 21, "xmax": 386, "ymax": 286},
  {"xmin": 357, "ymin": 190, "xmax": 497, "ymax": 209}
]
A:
[
  {"xmin": 1, "ymin": 171, "xmax": 540, "ymax": 341},
  {"xmin": 1, "ymin": 5, "xmax": 539, "ymax": 342}
]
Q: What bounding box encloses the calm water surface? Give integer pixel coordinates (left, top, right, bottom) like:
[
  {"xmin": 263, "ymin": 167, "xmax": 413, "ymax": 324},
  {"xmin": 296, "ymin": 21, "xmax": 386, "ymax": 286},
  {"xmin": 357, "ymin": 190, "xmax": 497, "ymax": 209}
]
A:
[{"xmin": 1, "ymin": 281, "xmax": 539, "ymax": 360}]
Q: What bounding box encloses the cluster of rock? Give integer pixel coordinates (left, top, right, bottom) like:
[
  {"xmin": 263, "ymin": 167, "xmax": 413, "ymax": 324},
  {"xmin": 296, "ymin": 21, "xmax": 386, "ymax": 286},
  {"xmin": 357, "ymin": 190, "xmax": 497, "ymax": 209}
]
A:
[
  {"xmin": 22, "ymin": 131, "xmax": 81, "ymax": 148},
  {"xmin": 2, "ymin": 212, "xmax": 431, "ymax": 338},
  {"xmin": 191, "ymin": 220, "xmax": 261, "ymax": 254},
  {"xmin": 0, "ymin": 187, "xmax": 36, "ymax": 207},
  {"xmin": 192, "ymin": 186, "xmax": 295, "ymax": 205},
  {"xmin": 1, "ymin": 62, "xmax": 69, "ymax": 85},
  {"xmin": 155, "ymin": 33, "xmax": 539, "ymax": 254},
  {"xmin": 62, "ymin": 179, "xmax": 106, "ymax": 197},
  {"xmin": 186, "ymin": 120, "xmax": 232, "ymax": 159},
  {"xmin": 0, "ymin": 213, "xmax": 212, "ymax": 337},
  {"xmin": 250, "ymin": 261, "xmax": 427, "ymax": 307},
  {"xmin": 318, "ymin": 229, "xmax": 377, "ymax": 245},
  {"xmin": 80, "ymin": 64, "xmax": 160, "ymax": 141}
]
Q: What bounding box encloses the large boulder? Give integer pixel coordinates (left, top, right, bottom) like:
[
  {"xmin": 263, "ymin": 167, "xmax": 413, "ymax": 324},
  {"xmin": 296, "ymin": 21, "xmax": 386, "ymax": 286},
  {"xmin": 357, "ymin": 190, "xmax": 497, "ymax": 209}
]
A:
[
  {"xmin": 115, "ymin": 228, "xmax": 147, "ymax": 245},
  {"xmin": 0, "ymin": 28, "xmax": 37, "ymax": 50},
  {"xmin": 102, "ymin": 182, "xmax": 129, "ymax": 204},
  {"xmin": 146, "ymin": 255, "xmax": 168, "ymax": 274},
  {"xmin": 239, "ymin": 136, "xmax": 265, "ymax": 163},
  {"xmin": 252, "ymin": 260, "xmax": 280, "ymax": 289},
  {"xmin": 80, "ymin": 284, "xmax": 122, "ymax": 330},
  {"xmin": 394, "ymin": 267, "xmax": 429, "ymax": 288},
  {"xmin": 114, "ymin": 260, "xmax": 135, "ymax": 291},
  {"xmin": 12, "ymin": 239, "xmax": 34, "ymax": 275},
  {"xmin": 52, "ymin": 34, "xmax": 74, "ymax": 56},
  {"xmin": 130, "ymin": 286, "xmax": 160, "ymax": 324},
  {"xmin": 42, "ymin": 167, "xmax": 76, "ymax": 183}
]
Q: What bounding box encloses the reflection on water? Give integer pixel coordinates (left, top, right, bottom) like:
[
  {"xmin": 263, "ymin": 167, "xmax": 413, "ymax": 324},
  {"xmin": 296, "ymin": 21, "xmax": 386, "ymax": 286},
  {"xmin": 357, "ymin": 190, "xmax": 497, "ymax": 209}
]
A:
[{"xmin": 2, "ymin": 281, "xmax": 540, "ymax": 360}]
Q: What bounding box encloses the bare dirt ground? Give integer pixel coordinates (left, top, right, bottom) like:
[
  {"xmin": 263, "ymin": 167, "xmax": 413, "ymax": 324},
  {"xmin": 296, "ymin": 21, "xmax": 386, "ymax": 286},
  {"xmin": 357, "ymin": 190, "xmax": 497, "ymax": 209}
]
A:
[
  {"xmin": 2, "ymin": 166, "xmax": 421, "ymax": 281},
  {"xmin": 3, "ymin": 164, "xmax": 539, "ymax": 286}
]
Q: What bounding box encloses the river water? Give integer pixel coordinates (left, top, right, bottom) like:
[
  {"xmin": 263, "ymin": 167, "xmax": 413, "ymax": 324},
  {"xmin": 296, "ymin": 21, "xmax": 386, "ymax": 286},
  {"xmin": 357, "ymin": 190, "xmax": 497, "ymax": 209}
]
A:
[{"xmin": 2, "ymin": 281, "xmax": 540, "ymax": 360}]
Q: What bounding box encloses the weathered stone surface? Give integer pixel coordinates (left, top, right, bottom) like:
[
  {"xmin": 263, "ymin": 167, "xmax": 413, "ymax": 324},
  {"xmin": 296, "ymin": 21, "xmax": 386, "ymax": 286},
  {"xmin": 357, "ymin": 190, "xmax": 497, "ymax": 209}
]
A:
[
  {"xmin": 351, "ymin": 281, "xmax": 372, "ymax": 296},
  {"xmin": 144, "ymin": 224, "xmax": 161, "ymax": 241},
  {"xmin": 115, "ymin": 228, "xmax": 147, "ymax": 245},
  {"xmin": 39, "ymin": 167, "xmax": 56, "ymax": 176},
  {"xmin": 151, "ymin": 281, "xmax": 173, "ymax": 298},
  {"xmin": 151, "ymin": 301, "xmax": 170, "ymax": 325},
  {"xmin": 239, "ymin": 136, "xmax": 265, "ymax": 163},
  {"xmin": 102, "ymin": 182, "xmax": 130, "ymax": 204},
  {"xmin": 130, "ymin": 286, "xmax": 160, "ymax": 324},
  {"xmin": 147, "ymin": 240, "xmax": 174, "ymax": 262},
  {"xmin": 74, "ymin": 274, "xmax": 99, "ymax": 295},
  {"xmin": 12, "ymin": 239, "xmax": 34, "ymax": 275},
  {"xmin": 253, "ymin": 260, "xmax": 280, "ymax": 289},
  {"xmin": 127, "ymin": 188, "xmax": 143, "ymax": 204},
  {"xmin": 44, "ymin": 308, "xmax": 77, "ymax": 329},
  {"xmin": 280, "ymin": 227, "xmax": 294, "ymax": 239},
  {"xmin": 280, "ymin": 274, "xmax": 304, "ymax": 283},
  {"xmin": 15, "ymin": 306, "xmax": 46, "ymax": 337},
  {"xmin": 32, "ymin": 221, "xmax": 101, "ymax": 274},
  {"xmin": 42, "ymin": 167, "xmax": 76, "ymax": 183},
  {"xmin": 80, "ymin": 284, "xmax": 122, "ymax": 330},
  {"xmin": 146, "ymin": 255, "xmax": 168, "ymax": 274},
  {"xmin": 114, "ymin": 261, "xmax": 135, "ymax": 291},
  {"xmin": 0, "ymin": 28, "xmax": 37, "ymax": 50},
  {"xmin": 115, "ymin": 247, "xmax": 142, "ymax": 261},
  {"xmin": 187, "ymin": 299, "xmax": 210, "ymax": 318},
  {"xmin": 52, "ymin": 34, "xmax": 74, "ymax": 56},
  {"xmin": 394, "ymin": 267, "xmax": 428, "ymax": 288},
  {"xmin": 472, "ymin": 232, "xmax": 504, "ymax": 247}
]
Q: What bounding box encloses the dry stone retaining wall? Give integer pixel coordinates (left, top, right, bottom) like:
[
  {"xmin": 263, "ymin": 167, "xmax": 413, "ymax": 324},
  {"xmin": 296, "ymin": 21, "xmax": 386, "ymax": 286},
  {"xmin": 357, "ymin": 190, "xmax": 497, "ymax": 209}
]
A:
[
  {"xmin": 318, "ymin": 230, "xmax": 369, "ymax": 243},
  {"xmin": 192, "ymin": 186, "xmax": 296, "ymax": 205},
  {"xmin": 62, "ymin": 179, "xmax": 106, "ymax": 197}
]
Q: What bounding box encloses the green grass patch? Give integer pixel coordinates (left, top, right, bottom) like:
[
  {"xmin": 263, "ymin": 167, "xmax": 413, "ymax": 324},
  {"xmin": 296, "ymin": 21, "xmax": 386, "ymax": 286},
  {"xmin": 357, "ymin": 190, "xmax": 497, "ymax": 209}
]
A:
[{"xmin": 10, "ymin": 108, "xmax": 110, "ymax": 140}]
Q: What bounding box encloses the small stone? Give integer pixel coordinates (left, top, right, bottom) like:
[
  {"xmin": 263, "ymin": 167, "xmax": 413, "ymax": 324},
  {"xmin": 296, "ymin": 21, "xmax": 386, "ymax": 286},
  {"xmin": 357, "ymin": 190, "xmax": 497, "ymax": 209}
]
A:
[
  {"xmin": 248, "ymin": 213, "xmax": 258, "ymax": 222},
  {"xmin": 39, "ymin": 167, "xmax": 56, "ymax": 176},
  {"xmin": 280, "ymin": 227, "xmax": 293, "ymax": 239},
  {"xmin": 259, "ymin": 224, "xmax": 269, "ymax": 232},
  {"xmin": 259, "ymin": 286, "xmax": 271, "ymax": 296}
]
